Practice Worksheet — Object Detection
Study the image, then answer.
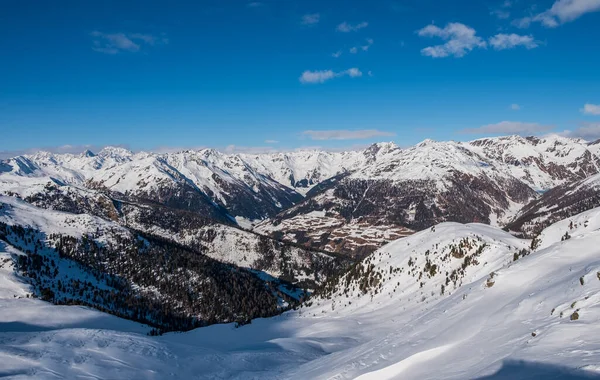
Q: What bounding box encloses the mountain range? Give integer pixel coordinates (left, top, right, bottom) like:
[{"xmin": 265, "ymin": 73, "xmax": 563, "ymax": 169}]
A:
[
  {"xmin": 3, "ymin": 134, "xmax": 600, "ymax": 257},
  {"xmin": 2, "ymin": 134, "xmax": 600, "ymax": 378}
]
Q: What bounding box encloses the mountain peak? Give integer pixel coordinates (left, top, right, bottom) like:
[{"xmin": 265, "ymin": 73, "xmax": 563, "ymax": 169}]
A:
[
  {"xmin": 364, "ymin": 141, "xmax": 400, "ymax": 156},
  {"xmin": 82, "ymin": 149, "xmax": 96, "ymax": 158},
  {"xmin": 98, "ymin": 146, "xmax": 132, "ymax": 158},
  {"xmin": 416, "ymin": 138, "xmax": 436, "ymax": 147}
]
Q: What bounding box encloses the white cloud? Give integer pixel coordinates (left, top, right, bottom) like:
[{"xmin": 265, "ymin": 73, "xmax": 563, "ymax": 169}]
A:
[
  {"xmin": 299, "ymin": 68, "xmax": 363, "ymax": 84},
  {"xmin": 561, "ymin": 123, "xmax": 600, "ymax": 140},
  {"xmin": 510, "ymin": 104, "xmax": 521, "ymax": 110},
  {"xmin": 515, "ymin": 0, "xmax": 600, "ymax": 28},
  {"xmin": 346, "ymin": 68, "xmax": 362, "ymax": 77},
  {"xmin": 223, "ymin": 145, "xmax": 279, "ymax": 154},
  {"xmin": 491, "ymin": 0, "xmax": 513, "ymax": 18},
  {"xmin": 302, "ymin": 129, "xmax": 395, "ymax": 140},
  {"xmin": 512, "ymin": 18, "xmax": 533, "ymax": 28},
  {"xmin": 461, "ymin": 121, "xmax": 554, "ymax": 135},
  {"xmin": 0, "ymin": 143, "xmax": 383, "ymax": 160},
  {"xmin": 417, "ymin": 23, "xmax": 486, "ymax": 58},
  {"xmin": 299, "ymin": 70, "xmax": 336, "ymax": 84},
  {"xmin": 222, "ymin": 144, "xmax": 375, "ymax": 153},
  {"xmin": 246, "ymin": 2, "xmax": 264, "ymax": 7},
  {"xmin": 347, "ymin": 38, "xmax": 373, "ymax": 55},
  {"xmin": 489, "ymin": 34, "xmax": 539, "ymax": 50},
  {"xmin": 336, "ymin": 21, "xmax": 369, "ymax": 32},
  {"xmin": 153, "ymin": 144, "xmax": 280, "ymax": 155},
  {"xmin": 301, "ymin": 13, "xmax": 320, "ymax": 25},
  {"xmin": 582, "ymin": 103, "xmax": 600, "ymax": 115},
  {"xmin": 491, "ymin": 9, "xmax": 511, "ymax": 19},
  {"xmin": 331, "ymin": 50, "xmax": 342, "ymax": 58},
  {"xmin": 91, "ymin": 31, "xmax": 167, "ymax": 54}
]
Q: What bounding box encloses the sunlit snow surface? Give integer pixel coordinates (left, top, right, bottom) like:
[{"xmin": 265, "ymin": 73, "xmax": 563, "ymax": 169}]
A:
[{"xmin": 1, "ymin": 206, "xmax": 600, "ymax": 379}]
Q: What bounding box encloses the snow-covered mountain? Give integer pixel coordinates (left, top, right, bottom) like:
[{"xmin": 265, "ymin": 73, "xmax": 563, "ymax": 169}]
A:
[
  {"xmin": 254, "ymin": 135, "xmax": 600, "ymax": 256},
  {"xmin": 1, "ymin": 147, "xmax": 303, "ymax": 221},
  {"xmin": 3, "ymin": 134, "xmax": 600, "ymax": 257},
  {"xmin": 1, "ymin": 202, "xmax": 599, "ymax": 379},
  {"xmin": 508, "ymin": 171, "xmax": 600, "ymax": 238},
  {"xmin": 0, "ymin": 194, "xmax": 350, "ymax": 332},
  {"xmin": 17, "ymin": 182, "xmax": 346, "ymax": 289},
  {"xmin": 0, "ymin": 143, "xmax": 403, "ymax": 222},
  {"xmin": 256, "ymin": 139, "xmax": 539, "ymax": 256},
  {"xmin": 467, "ymin": 135, "xmax": 600, "ymax": 191}
]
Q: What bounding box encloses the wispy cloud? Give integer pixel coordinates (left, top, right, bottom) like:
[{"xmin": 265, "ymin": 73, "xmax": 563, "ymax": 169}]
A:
[
  {"xmin": 560, "ymin": 123, "xmax": 600, "ymax": 140},
  {"xmin": 0, "ymin": 143, "xmax": 385, "ymax": 160},
  {"xmin": 0, "ymin": 144, "xmax": 129, "ymax": 160},
  {"xmin": 349, "ymin": 38, "xmax": 374, "ymax": 54},
  {"xmin": 222, "ymin": 144, "xmax": 374, "ymax": 154},
  {"xmin": 302, "ymin": 129, "xmax": 395, "ymax": 140},
  {"xmin": 489, "ymin": 34, "xmax": 539, "ymax": 50},
  {"xmin": 164, "ymin": 144, "xmax": 371, "ymax": 154},
  {"xmin": 582, "ymin": 103, "xmax": 600, "ymax": 115},
  {"xmin": 246, "ymin": 2, "xmax": 264, "ymax": 8},
  {"xmin": 510, "ymin": 104, "xmax": 521, "ymax": 110},
  {"xmin": 417, "ymin": 23, "xmax": 486, "ymax": 58},
  {"xmin": 491, "ymin": 9, "xmax": 511, "ymax": 19},
  {"xmin": 461, "ymin": 121, "xmax": 554, "ymax": 135},
  {"xmin": 490, "ymin": 0, "xmax": 512, "ymax": 19},
  {"xmin": 336, "ymin": 21, "xmax": 369, "ymax": 32},
  {"xmin": 301, "ymin": 13, "xmax": 320, "ymax": 25},
  {"xmin": 514, "ymin": 0, "xmax": 600, "ymax": 28},
  {"xmin": 223, "ymin": 145, "xmax": 279, "ymax": 154},
  {"xmin": 512, "ymin": 18, "xmax": 533, "ymax": 28},
  {"xmin": 299, "ymin": 68, "xmax": 363, "ymax": 84},
  {"xmin": 331, "ymin": 50, "xmax": 343, "ymax": 58},
  {"xmin": 91, "ymin": 31, "xmax": 167, "ymax": 54}
]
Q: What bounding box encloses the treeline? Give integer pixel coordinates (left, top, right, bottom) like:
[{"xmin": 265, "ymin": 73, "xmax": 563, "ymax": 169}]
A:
[{"xmin": 0, "ymin": 222, "xmax": 293, "ymax": 332}]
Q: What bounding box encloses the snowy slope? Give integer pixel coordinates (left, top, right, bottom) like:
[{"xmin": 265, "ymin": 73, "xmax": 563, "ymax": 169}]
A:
[
  {"xmin": 0, "ymin": 194, "xmax": 132, "ymax": 240},
  {"xmin": 119, "ymin": 202, "xmax": 344, "ymax": 288},
  {"xmin": 0, "ymin": 195, "xmax": 319, "ymax": 331},
  {"xmin": 290, "ymin": 224, "xmax": 600, "ymax": 379},
  {"xmin": 18, "ymin": 182, "xmax": 344, "ymax": 287},
  {"xmin": 0, "ymin": 193, "xmax": 335, "ymax": 293},
  {"xmin": 535, "ymin": 203, "xmax": 600, "ymax": 250},
  {"xmin": 508, "ymin": 172, "xmax": 600, "ymax": 237},
  {"xmin": 1, "ymin": 206, "xmax": 600, "ymax": 378}
]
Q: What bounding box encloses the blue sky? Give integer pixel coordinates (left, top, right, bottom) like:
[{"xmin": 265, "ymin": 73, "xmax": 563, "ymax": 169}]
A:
[{"xmin": 1, "ymin": 0, "xmax": 600, "ymax": 155}]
